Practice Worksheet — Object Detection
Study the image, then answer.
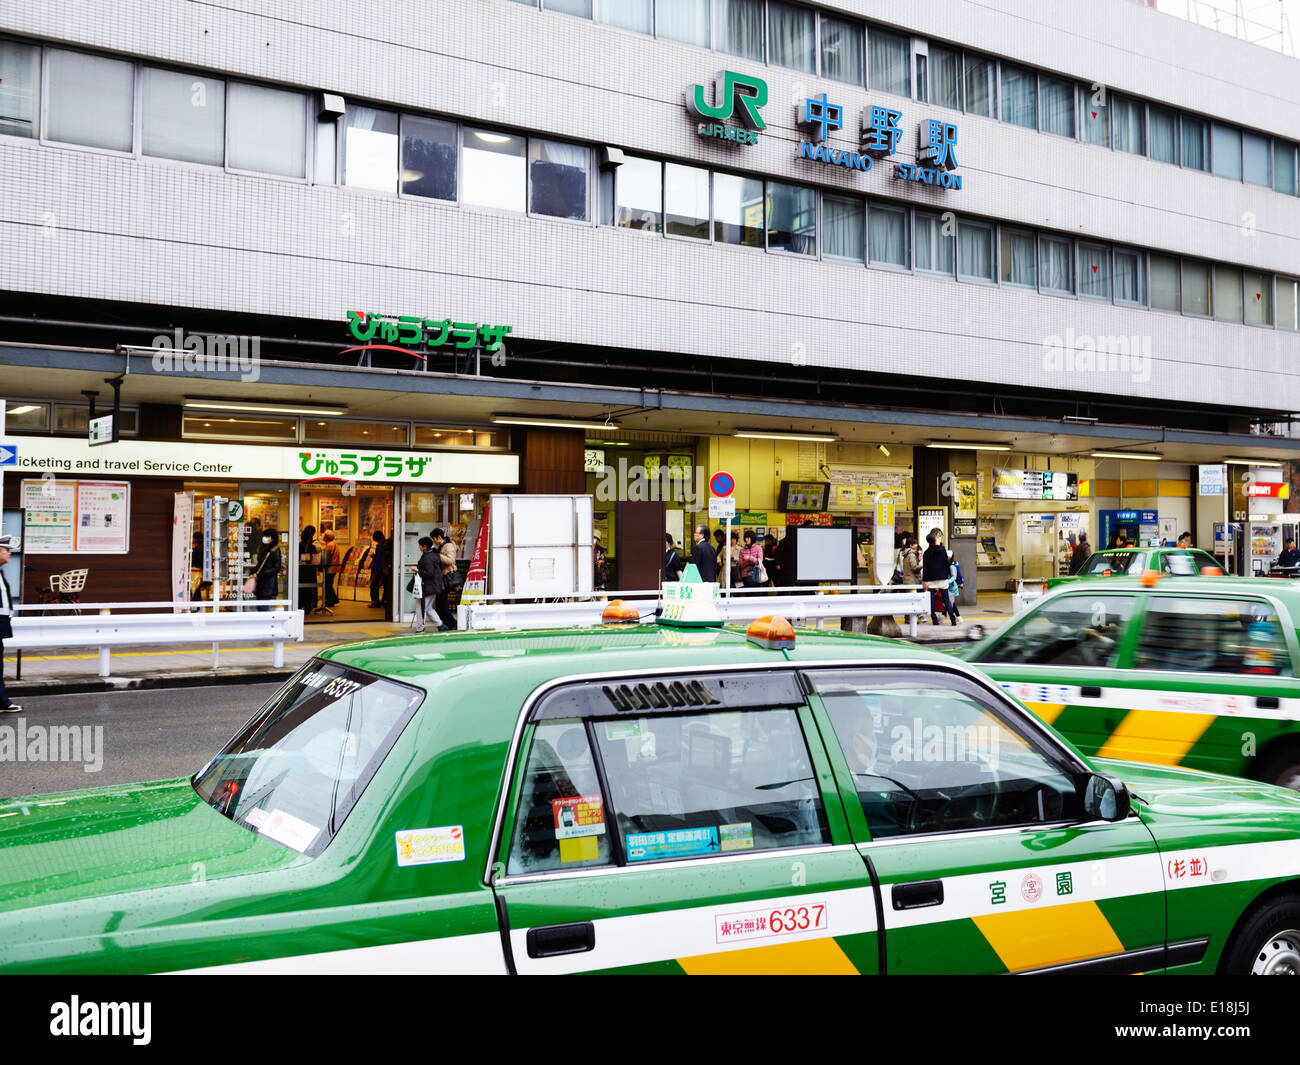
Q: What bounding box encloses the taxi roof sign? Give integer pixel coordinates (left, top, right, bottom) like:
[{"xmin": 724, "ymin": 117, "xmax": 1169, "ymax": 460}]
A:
[
  {"xmin": 601, "ymin": 600, "xmax": 642, "ymax": 625},
  {"xmin": 746, "ymin": 615, "xmax": 795, "ymax": 649}
]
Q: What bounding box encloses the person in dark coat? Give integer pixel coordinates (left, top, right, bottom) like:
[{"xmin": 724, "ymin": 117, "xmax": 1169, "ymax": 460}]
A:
[
  {"xmin": 0, "ymin": 536, "xmax": 19, "ymax": 713},
  {"xmin": 663, "ymin": 534, "xmax": 683, "ymax": 583},
  {"xmin": 253, "ymin": 527, "xmax": 282, "ymax": 611},
  {"xmin": 1069, "ymin": 532, "xmax": 1093, "ymax": 575},
  {"xmin": 413, "ymin": 536, "xmax": 444, "ymax": 633},
  {"xmin": 690, "ymin": 525, "xmax": 717, "ymax": 582},
  {"xmin": 762, "ymin": 534, "xmax": 778, "ymax": 588},
  {"xmin": 922, "ymin": 530, "xmax": 958, "ymax": 625},
  {"xmin": 298, "ymin": 525, "xmax": 319, "ymax": 614}
]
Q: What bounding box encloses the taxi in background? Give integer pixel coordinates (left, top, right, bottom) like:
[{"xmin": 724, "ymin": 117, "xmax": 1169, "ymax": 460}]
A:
[
  {"xmin": 1049, "ymin": 546, "xmax": 1224, "ymax": 591},
  {"xmin": 965, "ymin": 575, "xmax": 1300, "ymax": 790},
  {"xmin": 4, "ymin": 607, "xmax": 1300, "ymax": 975}
]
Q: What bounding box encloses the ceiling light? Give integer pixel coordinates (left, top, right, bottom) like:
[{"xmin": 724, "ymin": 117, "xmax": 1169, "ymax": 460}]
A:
[
  {"xmin": 925, "ymin": 441, "xmax": 1012, "ymax": 452},
  {"xmin": 5, "ymin": 404, "xmax": 38, "ymax": 416},
  {"xmin": 474, "ymin": 131, "xmax": 512, "ymax": 144},
  {"xmin": 492, "ymin": 416, "xmax": 617, "ymax": 431},
  {"xmin": 1062, "ymin": 415, "xmax": 1099, "ymax": 424},
  {"xmin": 399, "ymin": 169, "xmax": 424, "ymax": 183},
  {"xmin": 184, "ymin": 399, "xmax": 347, "ymax": 417},
  {"xmin": 1090, "ymin": 451, "xmax": 1163, "ymax": 461},
  {"xmin": 1225, "ymin": 458, "xmax": 1283, "ymax": 467},
  {"xmin": 734, "ymin": 430, "xmax": 838, "ymax": 442},
  {"xmin": 877, "ymin": 444, "xmax": 891, "ymax": 457}
]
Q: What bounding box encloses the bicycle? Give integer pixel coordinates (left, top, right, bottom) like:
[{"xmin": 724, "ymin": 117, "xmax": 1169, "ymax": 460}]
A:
[{"xmin": 33, "ymin": 568, "xmax": 88, "ymax": 616}]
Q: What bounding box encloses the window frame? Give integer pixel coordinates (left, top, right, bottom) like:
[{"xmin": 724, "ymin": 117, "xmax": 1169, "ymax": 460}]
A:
[
  {"xmin": 865, "ymin": 199, "xmax": 911, "ymax": 272},
  {"xmin": 913, "ymin": 208, "xmax": 956, "ymax": 279},
  {"xmin": 1111, "ymin": 246, "xmax": 1148, "ymax": 308},
  {"xmin": 526, "ymin": 136, "xmax": 594, "ymax": 224},
  {"xmin": 397, "ymin": 111, "xmax": 460, "ymax": 204},
  {"xmin": 956, "ymin": 216, "xmax": 995, "ymax": 284},
  {"xmin": 40, "ymin": 46, "xmax": 138, "ymax": 159},
  {"xmin": 1036, "ymin": 232, "xmax": 1075, "ymax": 298},
  {"xmin": 1126, "ymin": 592, "xmax": 1300, "ymax": 678},
  {"xmin": 224, "ymin": 78, "xmax": 311, "ymax": 184}
]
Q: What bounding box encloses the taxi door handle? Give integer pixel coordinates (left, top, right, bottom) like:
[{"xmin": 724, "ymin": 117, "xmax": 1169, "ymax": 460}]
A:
[
  {"xmin": 526, "ymin": 922, "xmax": 596, "ymax": 959},
  {"xmin": 1257, "ymin": 696, "xmax": 1280, "ymax": 710},
  {"xmin": 892, "ymin": 880, "xmax": 944, "ymax": 910},
  {"xmin": 1080, "ymin": 686, "xmax": 1103, "ymax": 698}
]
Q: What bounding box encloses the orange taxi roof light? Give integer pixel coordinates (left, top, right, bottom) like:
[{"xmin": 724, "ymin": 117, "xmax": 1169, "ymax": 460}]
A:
[
  {"xmin": 747, "ymin": 615, "xmax": 795, "ymax": 649},
  {"xmin": 1201, "ymin": 566, "xmax": 1225, "ymax": 576},
  {"xmin": 1141, "ymin": 570, "xmax": 1161, "ymax": 587},
  {"xmin": 601, "ymin": 600, "xmax": 642, "ymax": 625}
]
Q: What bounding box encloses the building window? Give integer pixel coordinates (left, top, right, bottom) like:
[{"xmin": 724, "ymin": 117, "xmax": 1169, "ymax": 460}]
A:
[
  {"xmin": 227, "ymin": 83, "xmax": 307, "ymax": 177},
  {"xmin": 1148, "ymin": 104, "xmax": 1178, "ymax": 164},
  {"xmin": 462, "ymin": 128, "xmax": 527, "ymax": 211},
  {"xmin": 596, "ymin": 0, "xmax": 651, "ymax": 32},
  {"xmin": 819, "ymin": 16, "xmax": 864, "ymax": 86},
  {"xmin": 657, "ymin": 0, "xmax": 709, "ymax": 45},
  {"xmin": 45, "ymin": 49, "xmax": 134, "ymax": 152},
  {"xmin": 183, "ymin": 414, "xmax": 297, "ymax": 441},
  {"xmin": 664, "ymin": 161, "xmax": 710, "ymax": 239},
  {"xmin": 1149, "ymin": 254, "xmax": 1180, "ymax": 311},
  {"xmin": 1244, "ymin": 270, "xmax": 1271, "ymax": 325},
  {"xmin": 399, "ymin": 114, "xmax": 457, "ymax": 200},
  {"xmin": 768, "ymin": 2, "xmax": 815, "ymax": 73},
  {"xmin": 546, "ymin": 0, "xmax": 593, "ymax": 16},
  {"xmin": 1038, "ymin": 74, "xmax": 1074, "ymax": 138},
  {"xmin": 529, "ymin": 138, "xmax": 589, "ymax": 220},
  {"xmin": 1182, "ymin": 260, "xmax": 1212, "ymax": 316},
  {"xmin": 823, "ymin": 195, "xmax": 864, "ymax": 261},
  {"xmin": 1242, "ymin": 131, "xmax": 1270, "ymax": 187},
  {"xmin": 766, "ymin": 180, "xmax": 815, "ymax": 255},
  {"xmin": 344, "ymin": 106, "xmax": 399, "ymax": 193},
  {"xmin": 1275, "ymin": 141, "xmax": 1298, "ymax": 196},
  {"xmin": 1113, "ymin": 249, "xmax": 1147, "ymax": 306},
  {"xmin": 303, "ymin": 420, "xmax": 409, "ymax": 445},
  {"xmin": 54, "ymin": 406, "xmax": 139, "ymax": 435},
  {"xmin": 927, "ymin": 43, "xmax": 962, "ymax": 111},
  {"xmin": 867, "ymin": 201, "xmax": 908, "ymax": 268},
  {"xmin": 963, "ymin": 54, "xmax": 996, "ymax": 117},
  {"xmin": 1214, "ymin": 265, "xmax": 1243, "ymax": 321},
  {"xmin": 915, "ymin": 211, "xmax": 954, "ymax": 276},
  {"xmin": 315, "ymin": 113, "xmax": 338, "ymax": 184},
  {"xmin": 716, "ymin": 0, "xmax": 764, "ymax": 62},
  {"xmin": 1112, "ymin": 95, "xmax": 1145, "ymax": 156},
  {"xmin": 1038, "ymin": 235, "xmax": 1073, "ymax": 295},
  {"xmin": 869, "ymin": 28, "xmax": 910, "ymax": 97},
  {"xmin": 1278, "ymin": 277, "xmax": 1299, "ymax": 330},
  {"xmin": 1212, "ymin": 123, "xmax": 1242, "ymax": 180},
  {"xmin": 1181, "ymin": 115, "xmax": 1208, "ymax": 171},
  {"xmin": 712, "ymin": 171, "xmax": 765, "ymax": 246},
  {"xmin": 999, "ymin": 63, "xmax": 1036, "ymax": 129},
  {"xmin": 1000, "ymin": 228, "xmax": 1037, "ymax": 288},
  {"xmin": 0, "ymin": 39, "xmax": 40, "ymax": 138},
  {"xmin": 613, "ymin": 155, "xmax": 663, "ymax": 231},
  {"xmin": 3, "ymin": 401, "xmax": 48, "ymax": 431},
  {"xmin": 957, "ymin": 219, "xmax": 994, "ymax": 281},
  {"xmin": 1081, "ymin": 91, "xmax": 1109, "ymax": 147},
  {"xmin": 142, "ymin": 68, "xmax": 226, "ymax": 166},
  {"xmin": 1079, "ymin": 243, "xmax": 1111, "ymax": 300},
  {"xmin": 413, "ymin": 426, "xmax": 510, "ymax": 449}
]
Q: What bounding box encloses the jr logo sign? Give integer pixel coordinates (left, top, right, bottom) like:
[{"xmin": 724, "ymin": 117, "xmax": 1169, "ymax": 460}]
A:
[{"xmin": 686, "ymin": 71, "xmax": 768, "ymax": 145}]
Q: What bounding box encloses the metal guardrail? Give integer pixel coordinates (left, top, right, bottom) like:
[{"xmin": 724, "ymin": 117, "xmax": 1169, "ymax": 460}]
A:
[
  {"xmin": 459, "ymin": 585, "xmax": 932, "ymax": 637},
  {"xmin": 8, "ymin": 601, "xmax": 304, "ymax": 678}
]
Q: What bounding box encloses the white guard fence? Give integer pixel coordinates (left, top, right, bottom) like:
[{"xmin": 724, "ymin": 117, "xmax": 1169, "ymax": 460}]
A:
[
  {"xmin": 9, "ymin": 601, "xmax": 305, "ymax": 679},
  {"xmin": 459, "ymin": 584, "xmax": 932, "ymax": 637}
]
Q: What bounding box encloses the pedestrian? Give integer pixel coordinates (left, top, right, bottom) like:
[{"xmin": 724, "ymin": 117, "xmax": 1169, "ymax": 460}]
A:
[
  {"xmin": 0, "ymin": 536, "xmax": 20, "ymax": 714},
  {"xmin": 663, "ymin": 534, "xmax": 683, "ymax": 583},
  {"xmin": 432, "ymin": 529, "xmax": 459, "ymax": 630},
  {"xmin": 1177, "ymin": 531, "xmax": 1194, "ymax": 549},
  {"xmin": 947, "ymin": 549, "xmax": 963, "ymax": 622},
  {"xmin": 762, "ymin": 534, "xmax": 778, "ymax": 588},
  {"xmin": 319, "ymin": 531, "xmax": 339, "ymax": 614},
  {"xmin": 298, "ymin": 525, "xmax": 320, "ymax": 615},
  {"xmin": 690, "ymin": 524, "xmax": 717, "ymax": 582},
  {"xmin": 1278, "ymin": 538, "xmax": 1300, "ymax": 568},
  {"xmin": 729, "ymin": 531, "xmax": 742, "ymax": 588},
  {"xmin": 739, "ymin": 530, "xmax": 766, "ymax": 588},
  {"xmin": 378, "ymin": 530, "xmax": 395, "ymax": 618},
  {"xmin": 713, "ymin": 528, "xmax": 727, "ymax": 584},
  {"xmin": 412, "ymin": 536, "xmax": 444, "ymax": 633},
  {"xmin": 368, "ymin": 530, "xmax": 386, "ymax": 608},
  {"xmin": 901, "ymin": 535, "xmax": 922, "ymax": 587},
  {"xmin": 1069, "ymin": 532, "xmax": 1093, "ymax": 575},
  {"xmin": 252, "ymin": 527, "xmax": 281, "ymax": 612},
  {"xmin": 775, "ymin": 530, "xmax": 795, "ymax": 588},
  {"xmin": 593, "ymin": 531, "xmax": 610, "ymax": 591},
  {"xmin": 922, "ymin": 530, "xmax": 958, "ymax": 625}
]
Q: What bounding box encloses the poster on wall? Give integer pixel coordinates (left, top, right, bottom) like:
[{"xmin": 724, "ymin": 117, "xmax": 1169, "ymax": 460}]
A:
[
  {"xmin": 357, "ymin": 495, "xmax": 392, "ymax": 537},
  {"xmin": 955, "ymin": 478, "xmax": 977, "ymax": 520},
  {"xmin": 75, "ymin": 481, "xmax": 130, "ymax": 553},
  {"xmin": 317, "ymin": 497, "xmax": 350, "ymax": 544},
  {"xmin": 172, "ymin": 491, "xmax": 194, "ymax": 609},
  {"xmin": 20, "ymin": 479, "xmax": 76, "ymax": 553},
  {"xmin": 20, "ymin": 479, "xmax": 129, "ymax": 554}
]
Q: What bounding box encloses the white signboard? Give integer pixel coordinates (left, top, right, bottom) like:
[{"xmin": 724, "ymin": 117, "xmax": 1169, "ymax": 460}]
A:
[
  {"xmin": 709, "ymin": 497, "xmax": 736, "ymax": 520},
  {"xmin": 75, "ymin": 481, "xmax": 130, "ymax": 553},
  {"xmin": 873, "ymin": 491, "xmax": 896, "ymax": 586},
  {"xmin": 20, "ymin": 479, "xmax": 130, "ymax": 554},
  {"xmin": 20, "ymin": 480, "xmax": 76, "ymax": 553},
  {"xmin": 88, "ymin": 414, "xmax": 115, "ymax": 446},
  {"xmin": 1199, "ymin": 464, "xmax": 1226, "ymax": 496}
]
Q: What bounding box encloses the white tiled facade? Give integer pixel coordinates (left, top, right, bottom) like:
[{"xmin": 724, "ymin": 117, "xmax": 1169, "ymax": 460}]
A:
[{"xmin": 1, "ymin": 0, "xmax": 1297, "ymax": 412}]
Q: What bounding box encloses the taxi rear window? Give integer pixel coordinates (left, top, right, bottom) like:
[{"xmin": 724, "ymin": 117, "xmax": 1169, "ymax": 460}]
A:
[{"xmin": 1133, "ymin": 597, "xmax": 1293, "ymax": 676}]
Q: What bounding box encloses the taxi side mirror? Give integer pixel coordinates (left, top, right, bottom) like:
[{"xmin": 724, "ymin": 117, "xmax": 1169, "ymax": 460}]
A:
[{"xmin": 1082, "ymin": 773, "xmax": 1131, "ymax": 823}]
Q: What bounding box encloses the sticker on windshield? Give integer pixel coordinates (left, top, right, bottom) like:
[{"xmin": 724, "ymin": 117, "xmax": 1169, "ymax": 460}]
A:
[
  {"xmin": 605, "ymin": 720, "xmax": 643, "ymax": 741},
  {"xmin": 260, "ymin": 809, "xmax": 321, "ymax": 852},
  {"xmin": 719, "ymin": 822, "xmax": 754, "ymax": 852},
  {"xmin": 244, "ymin": 806, "xmax": 269, "ymax": 829},
  {"xmin": 396, "ymin": 825, "xmax": 466, "ymax": 867},
  {"xmin": 626, "ymin": 827, "xmax": 719, "ymax": 861},
  {"xmin": 552, "ymin": 795, "xmax": 606, "ymax": 839}
]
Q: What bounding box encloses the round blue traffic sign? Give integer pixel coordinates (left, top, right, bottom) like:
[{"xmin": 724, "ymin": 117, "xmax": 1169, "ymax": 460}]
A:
[{"xmin": 710, "ymin": 471, "xmax": 735, "ymax": 498}]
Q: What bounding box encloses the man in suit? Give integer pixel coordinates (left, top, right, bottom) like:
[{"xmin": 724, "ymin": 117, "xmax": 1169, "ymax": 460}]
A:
[
  {"xmin": 690, "ymin": 525, "xmax": 717, "ymax": 582},
  {"xmin": 0, "ymin": 536, "xmax": 20, "ymax": 714}
]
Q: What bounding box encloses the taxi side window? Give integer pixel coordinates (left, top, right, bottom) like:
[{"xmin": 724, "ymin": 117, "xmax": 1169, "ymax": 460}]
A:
[
  {"xmin": 978, "ymin": 594, "xmax": 1134, "ymax": 668},
  {"xmin": 506, "ymin": 721, "xmax": 613, "ymax": 876},
  {"xmin": 810, "ymin": 670, "xmax": 1081, "ymax": 839},
  {"xmin": 1161, "ymin": 551, "xmax": 1218, "ymax": 576},
  {"xmin": 1133, "ymin": 597, "xmax": 1293, "ymax": 676},
  {"xmin": 593, "ymin": 709, "xmax": 830, "ymax": 861}
]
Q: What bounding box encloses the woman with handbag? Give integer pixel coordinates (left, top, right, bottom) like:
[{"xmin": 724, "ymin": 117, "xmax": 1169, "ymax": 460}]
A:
[
  {"xmin": 432, "ymin": 529, "xmax": 460, "ymax": 630},
  {"xmin": 410, "ymin": 536, "xmax": 444, "ymax": 633},
  {"xmin": 739, "ymin": 530, "xmax": 766, "ymax": 588},
  {"xmin": 246, "ymin": 527, "xmax": 281, "ymax": 611},
  {"xmin": 319, "ymin": 531, "xmax": 339, "ymax": 614},
  {"xmin": 298, "ymin": 525, "xmax": 320, "ymax": 615}
]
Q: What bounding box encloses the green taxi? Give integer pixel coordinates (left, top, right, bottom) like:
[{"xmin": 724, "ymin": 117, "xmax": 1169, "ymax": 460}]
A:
[
  {"xmin": 1046, "ymin": 546, "xmax": 1223, "ymax": 590},
  {"xmin": 4, "ymin": 615, "xmax": 1300, "ymax": 975},
  {"xmin": 965, "ymin": 575, "xmax": 1300, "ymax": 790}
]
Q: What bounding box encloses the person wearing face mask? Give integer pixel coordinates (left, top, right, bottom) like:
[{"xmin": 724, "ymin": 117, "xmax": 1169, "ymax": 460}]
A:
[{"xmin": 252, "ymin": 527, "xmax": 282, "ymax": 611}]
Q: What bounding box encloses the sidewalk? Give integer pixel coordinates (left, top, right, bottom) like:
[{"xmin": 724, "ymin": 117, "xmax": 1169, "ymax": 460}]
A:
[{"xmin": 3, "ymin": 593, "xmax": 1013, "ymax": 695}]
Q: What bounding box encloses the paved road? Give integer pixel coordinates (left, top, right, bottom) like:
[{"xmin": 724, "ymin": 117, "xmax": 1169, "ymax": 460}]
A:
[{"xmin": 0, "ymin": 683, "xmax": 281, "ymax": 798}]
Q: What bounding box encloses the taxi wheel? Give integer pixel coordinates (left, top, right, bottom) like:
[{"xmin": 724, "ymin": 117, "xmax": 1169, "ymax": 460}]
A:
[
  {"xmin": 1257, "ymin": 746, "xmax": 1300, "ymax": 792},
  {"xmin": 1221, "ymin": 898, "xmax": 1300, "ymax": 975}
]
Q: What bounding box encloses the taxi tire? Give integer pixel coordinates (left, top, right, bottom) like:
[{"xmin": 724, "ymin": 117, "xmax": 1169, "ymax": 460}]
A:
[
  {"xmin": 1220, "ymin": 897, "xmax": 1300, "ymax": 975},
  {"xmin": 1256, "ymin": 744, "xmax": 1300, "ymax": 792}
]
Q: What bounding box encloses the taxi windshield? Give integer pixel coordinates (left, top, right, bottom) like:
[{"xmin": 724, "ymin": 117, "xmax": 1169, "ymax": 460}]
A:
[
  {"xmin": 1080, "ymin": 551, "xmax": 1141, "ymax": 575},
  {"xmin": 193, "ymin": 662, "xmax": 423, "ymax": 857}
]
